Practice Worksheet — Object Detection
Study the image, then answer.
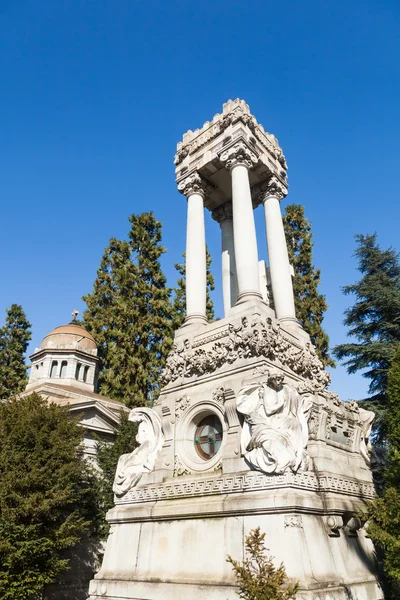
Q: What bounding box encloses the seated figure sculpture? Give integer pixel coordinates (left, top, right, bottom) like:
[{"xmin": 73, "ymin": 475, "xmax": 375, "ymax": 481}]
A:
[
  {"xmin": 237, "ymin": 372, "xmax": 312, "ymax": 474},
  {"xmin": 113, "ymin": 407, "xmax": 163, "ymax": 497}
]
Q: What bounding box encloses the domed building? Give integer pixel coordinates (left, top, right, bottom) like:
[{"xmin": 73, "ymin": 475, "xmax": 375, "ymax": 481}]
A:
[{"xmin": 22, "ymin": 314, "xmax": 126, "ymax": 458}]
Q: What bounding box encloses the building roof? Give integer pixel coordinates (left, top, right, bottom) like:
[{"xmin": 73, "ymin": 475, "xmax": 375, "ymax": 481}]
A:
[{"xmin": 40, "ymin": 323, "xmax": 97, "ymax": 352}]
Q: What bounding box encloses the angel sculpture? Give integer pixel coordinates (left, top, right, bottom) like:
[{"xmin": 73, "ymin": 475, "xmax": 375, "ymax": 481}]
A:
[
  {"xmin": 237, "ymin": 372, "xmax": 312, "ymax": 474},
  {"xmin": 113, "ymin": 407, "xmax": 164, "ymax": 497}
]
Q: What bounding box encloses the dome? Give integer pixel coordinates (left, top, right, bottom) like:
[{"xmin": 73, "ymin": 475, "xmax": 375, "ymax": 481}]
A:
[{"xmin": 41, "ymin": 323, "xmax": 97, "ymax": 352}]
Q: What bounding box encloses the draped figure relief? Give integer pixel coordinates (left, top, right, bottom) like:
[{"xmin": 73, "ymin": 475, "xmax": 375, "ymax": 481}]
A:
[
  {"xmin": 237, "ymin": 373, "xmax": 312, "ymax": 474},
  {"xmin": 113, "ymin": 407, "xmax": 164, "ymax": 497}
]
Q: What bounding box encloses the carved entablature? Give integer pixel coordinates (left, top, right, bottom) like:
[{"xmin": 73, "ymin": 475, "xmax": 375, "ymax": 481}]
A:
[
  {"xmin": 174, "ymin": 98, "xmax": 288, "ymax": 177},
  {"xmin": 160, "ymin": 313, "xmax": 331, "ymax": 392}
]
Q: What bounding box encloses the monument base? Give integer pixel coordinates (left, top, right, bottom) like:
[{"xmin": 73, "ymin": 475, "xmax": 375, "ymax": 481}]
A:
[{"xmin": 88, "ymin": 469, "xmax": 382, "ymax": 600}]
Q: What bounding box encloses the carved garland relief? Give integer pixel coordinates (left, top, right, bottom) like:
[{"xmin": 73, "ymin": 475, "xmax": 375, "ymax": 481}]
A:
[{"xmin": 160, "ymin": 316, "xmax": 331, "ymax": 391}]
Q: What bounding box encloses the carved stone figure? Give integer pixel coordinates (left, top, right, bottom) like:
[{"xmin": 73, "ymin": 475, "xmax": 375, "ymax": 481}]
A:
[
  {"xmin": 359, "ymin": 407, "xmax": 375, "ymax": 465},
  {"xmin": 113, "ymin": 407, "xmax": 164, "ymax": 497},
  {"xmin": 237, "ymin": 372, "xmax": 312, "ymax": 474}
]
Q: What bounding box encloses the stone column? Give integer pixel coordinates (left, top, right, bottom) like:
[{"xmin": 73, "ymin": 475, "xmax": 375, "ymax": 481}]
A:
[
  {"xmin": 212, "ymin": 203, "xmax": 238, "ymax": 316},
  {"xmin": 220, "ymin": 142, "xmax": 262, "ymax": 304},
  {"xmin": 259, "ymin": 175, "xmax": 297, "ymax": 327},
  {"xmin": 178, "ymin": 172, "xmax": 208, "ymax": 325}
]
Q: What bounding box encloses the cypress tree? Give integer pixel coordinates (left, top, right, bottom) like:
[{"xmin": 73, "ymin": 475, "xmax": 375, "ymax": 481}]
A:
[
  {"xmin": 83, "ymin": 212, "xmax": 173, "ymax": 407},
  {"xmin": 0, "ymin": 394, "xmax": 99, "ymax": 600},
  {"xmin": 367, "ymin": 344, "xmax": 400, "ymax": 598},
  {"xmin": 0, "ymin": 304, "xmax": 32, "ymax": 398},
  {"xmin": 333, "ymin": 234, "xmax": 400, "ymax": 440},
  {"xmin": 282, "ymin": 204, "xmax": 334, "ymax": 367},
  {"xmin": 171, "ymin": 247, "xmax": 215, "ymax": 330}
]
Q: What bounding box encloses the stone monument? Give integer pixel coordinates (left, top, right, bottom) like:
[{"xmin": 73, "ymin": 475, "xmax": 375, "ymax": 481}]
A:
[{"xmin": 87, "ymin": 100, "xmax": 382, "ymax": 600}]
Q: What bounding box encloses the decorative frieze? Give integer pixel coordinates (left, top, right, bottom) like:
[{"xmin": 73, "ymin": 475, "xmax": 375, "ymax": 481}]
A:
[
  {"xmin": 116, "ymin": 470, "xmax": 375, "ymax": 505},
  {"xmin": 161, "ymin": 316, "xmax": 331, "ymax": 391}
]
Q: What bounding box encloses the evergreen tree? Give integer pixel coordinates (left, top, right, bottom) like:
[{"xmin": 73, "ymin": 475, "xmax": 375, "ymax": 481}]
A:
[
  {"xmin": 227, "ymin": 527, "xmax": 298, "ymax": 600},
  {"xmin": 96, "ymin": 410, "xmax": 137, "ymax": 535},
  {"xmin": 0, "ymin": 304, "xmax": 32, "ymax": 398},
  {"xmin": 367, "ymin": 344, "xmax": 400, "ymax": 599},
  {"xmin": 171, "ymin": 247, "xmax": 215, "ymax": 330},
  {"xmin": 282, "ymin": 204, "xmax": 334, "ymax": 367},
  {"xmin": 0, "ymin": 394, "xmax": 99, "ymax": 600},
  {"xmin": 83, "ymin": 212, "xmax": 173, "ymax": 407},
  {"xmin": 333, "ymin": 234, "xmax": 400, "ymax": 439}
]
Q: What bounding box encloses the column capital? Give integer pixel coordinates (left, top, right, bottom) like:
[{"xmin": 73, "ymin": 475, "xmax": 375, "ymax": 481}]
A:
[
  {"xmin": 211, "ymin": 202, "xmax": 233, "ymax": 224},
  {"xmin": 253, "ymin": 175, "xmax": 288, "ymax": 206},
  {"xmin": 219, "ymin": 141, "xmax": 259, "ymax": 171},
  {"xmin": 177, "ymin": 172, "xmax": 209, "ymax": 199}
]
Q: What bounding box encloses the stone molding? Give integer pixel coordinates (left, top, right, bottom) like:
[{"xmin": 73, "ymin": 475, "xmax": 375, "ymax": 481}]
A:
[
  {"xmin": 219, "ymin": 141, "xmax": 259, "ymax": 171},
  {"xmin": 177, "ymin": 172, "xmax": 210, "ymax": 198},
  {"xmin": 116, "ymin": 470, "xmax": 375, "ymax": 505},
  {"xmin": 211, "ymin": 202, "xmax": 233, "ymax": 223}
]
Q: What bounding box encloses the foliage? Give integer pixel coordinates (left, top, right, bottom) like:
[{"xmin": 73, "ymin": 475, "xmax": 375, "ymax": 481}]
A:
[
  {"xmin": 171, "ymin": 247, "xmax": 215, "ymax": 330},
  {"xmin": 282, "ymin": 204, "xmax": 334, "ymax": 368},
  {"xmin": 227, "ymin": 527, "xmax": 298, "ymax": 600},
  {"xmin": 0, "ymin": 394, "xmax": 99, "ymax": 600},
  {"xmin": 0, "ymin": 304, "xmax": 32, "ymax": 398},
  {"xmin": 83, "ymin": 212, "xmax": 174, "ymax": 407},
  {"xmin": 333, "ymin": 234, "xmax": 400, "ymax": 440},
  {"xmin": 95, "ymin": 410, "xmax": 137, "ymax": 535},
  {"xmin": 367, "ymin": 344, "xmax": 400, "ymax": 599}
]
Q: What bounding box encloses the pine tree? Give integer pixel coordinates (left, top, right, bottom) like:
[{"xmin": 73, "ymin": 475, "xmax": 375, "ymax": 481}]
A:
[
  {"xmin": 367, "ymin": 344, "xmax": 400, "ymax": 599},
  {"xmin": 83, "ymin": 212, "xmax": 173, "ymax": 407},
  {"xmin": 282, "ymin": 204, "xmax": 334, "ymax": 367},
  {"xmin": 171, "ymin": 247, "xmax": 215, "ymax": 330},
  {"xmin": 0, "ymin": 304, "xmax": 32, "ymax": 398},
  {"xmin": 333, "ymin": 234, "xmax": 400, "ymax": 440},
  {"xmin": 0, "ymin": 394, "xmax": 99, "ymax": 600},
  {"xmin": 227, "ymin": 527, "xmax": 299, "ymax": 600}
]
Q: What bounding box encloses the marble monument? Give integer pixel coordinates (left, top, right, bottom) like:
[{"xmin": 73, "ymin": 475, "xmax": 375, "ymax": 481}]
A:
[{"xmin": 87, "ymin": 99, "xmax": 382, "ymax": 600}]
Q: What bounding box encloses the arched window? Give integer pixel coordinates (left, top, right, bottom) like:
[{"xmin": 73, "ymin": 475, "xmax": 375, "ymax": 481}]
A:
[
  {"xmin": 60, "ymin": 361, "xmax": 68, "ymax": 378},
  {"xmin": 75, "ymin": 363, "xmax": 82, "ymax": 380},
  {"xmin": 83, "ymin": 365, "xmax": 90, "ymax": 383},
  {"xmin": 50, "ymin": 361, "xmax": 58, "ymax": 378}
]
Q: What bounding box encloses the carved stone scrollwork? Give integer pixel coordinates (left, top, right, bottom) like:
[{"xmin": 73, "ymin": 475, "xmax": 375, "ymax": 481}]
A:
[
  {"xmin": 211, "ymin": 202, "xmax": 233, "ymax": 223},
  {"xmin": 175, "ymin": 395, "xmax": 190, "ymax": 421},
  {"xmin": 212, "ymin": 386, "xmax": 225, "ymax": 404},
  {"xmin": 177, "ymin": 172, "xmax": 209, "ymax": 198},
  {"xmin": 236, "ymin": 373, "xmax": 312, "ymax": 475},
  {"xmin": 113, "ymin": 407, "xmax": 164, "ymax": 497},
  {"xmin": 219, "ymin": 141, "xmax": 259, "ymax": 171},
  {"xmin": 174, "ymin": 454, "xmax": 190, "ymax": 477},
  {"xmin": 324, "ymin": 515, "xmax": 344, "ymax": 537},
  {"xmin": 284, "ymin": 515, "xmax": 303, "ymax": 529}
]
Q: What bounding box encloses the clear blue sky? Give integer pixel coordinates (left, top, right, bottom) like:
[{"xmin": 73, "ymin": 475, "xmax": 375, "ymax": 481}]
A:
[{"xmin": 1, "ymin": 0, "xmax": 399, "ymax": 401}]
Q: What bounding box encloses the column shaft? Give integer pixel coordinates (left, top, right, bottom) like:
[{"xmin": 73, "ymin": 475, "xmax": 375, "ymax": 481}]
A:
[
  {"xmin": 220, "ymin": 217, "xmax": 238, "ymax": 315},
  {"xmin": 263, "ymin": 193, "xmax": 296, "ymax": 323},
  {"xmin": 185, "ymin": 192, "xmax": 207, "ymax": 323},
  {"xmin": 231, "ymin": 164, "xmax": 261, "ymax": 302}
]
